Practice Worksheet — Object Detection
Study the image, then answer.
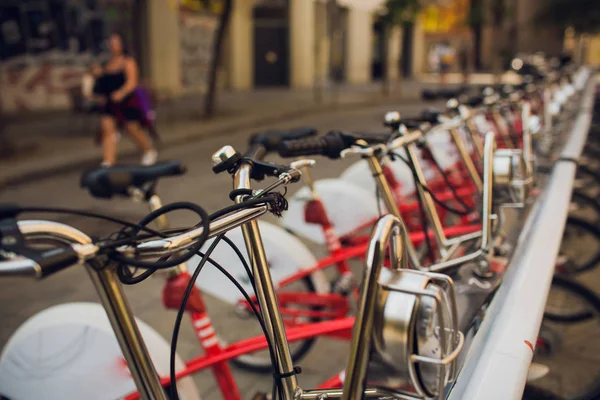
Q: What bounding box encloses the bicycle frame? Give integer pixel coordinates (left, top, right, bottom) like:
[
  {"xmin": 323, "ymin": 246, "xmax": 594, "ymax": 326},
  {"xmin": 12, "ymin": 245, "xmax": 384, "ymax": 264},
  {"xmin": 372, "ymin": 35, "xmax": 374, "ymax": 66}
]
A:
[{"xmin": 17, "ymin": 220, "xmax": 168, "ymax": 400}]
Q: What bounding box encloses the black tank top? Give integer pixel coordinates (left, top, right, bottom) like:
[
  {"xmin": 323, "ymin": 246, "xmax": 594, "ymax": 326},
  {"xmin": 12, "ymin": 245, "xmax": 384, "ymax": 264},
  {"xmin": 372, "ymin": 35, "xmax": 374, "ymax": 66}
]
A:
[{"xmin": 93, "ymin": 71, "xmax": 126, "ymax": 96}]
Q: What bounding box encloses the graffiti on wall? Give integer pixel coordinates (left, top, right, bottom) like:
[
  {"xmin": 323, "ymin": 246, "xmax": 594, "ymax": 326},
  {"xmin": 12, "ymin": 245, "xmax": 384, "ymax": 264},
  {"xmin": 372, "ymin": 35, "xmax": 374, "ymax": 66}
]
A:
[
  {"xmin": 0, "ymin": 0, "xmax": 133, "ymax": 112},
  {"xmin": 1, "ymin": 64, "xmax": 86, "ymax": 112},
  {"xmin": 179, "ymin": 12, "xmax": 218, "ymax": 92}
]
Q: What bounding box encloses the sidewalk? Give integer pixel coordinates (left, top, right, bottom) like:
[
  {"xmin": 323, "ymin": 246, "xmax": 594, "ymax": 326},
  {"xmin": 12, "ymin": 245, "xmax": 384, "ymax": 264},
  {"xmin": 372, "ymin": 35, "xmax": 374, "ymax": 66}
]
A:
[{"xmin": 0, "ymin": 79, "xmax": 436, "ymax": 187}]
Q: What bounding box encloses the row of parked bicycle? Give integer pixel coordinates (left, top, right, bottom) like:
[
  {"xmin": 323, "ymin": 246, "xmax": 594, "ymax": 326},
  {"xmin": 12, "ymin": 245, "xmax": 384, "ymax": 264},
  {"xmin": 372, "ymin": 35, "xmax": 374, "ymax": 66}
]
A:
[{"xmin": 0, "ymin": 58, "xmax": 596, "ymax": 400}]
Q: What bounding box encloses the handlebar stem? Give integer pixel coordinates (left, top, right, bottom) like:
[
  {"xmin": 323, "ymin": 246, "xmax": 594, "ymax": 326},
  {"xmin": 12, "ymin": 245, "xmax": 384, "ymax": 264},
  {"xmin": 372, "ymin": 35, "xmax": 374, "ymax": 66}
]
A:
[{"xmin": 234, "ymin": 161, "xmax": 299, "ymax": 398}]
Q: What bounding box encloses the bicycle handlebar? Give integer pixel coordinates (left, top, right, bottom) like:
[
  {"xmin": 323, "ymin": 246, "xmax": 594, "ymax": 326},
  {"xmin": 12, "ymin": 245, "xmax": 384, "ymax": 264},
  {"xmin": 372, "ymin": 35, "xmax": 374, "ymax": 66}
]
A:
[
  {"xmin": 245, "ymin": 127, "xmax": 318, "ymax": 159},
  {"xmin": 278, "ymin": 131, "xmax": 394, "ymax": 159},
  {"xmin": 122, "ymin": 205, "xmax": 268, "ymax": 256},
  {"xmin": 278, "ymin": 131, "xmax": 353, "ymax": 159},
  {"xmin": 0, "ymin": 205, "xmax": 269, "ymax": 278},
  {"xmin": 0, "ymin": 257, "xmax": 41, "ymax": 277}
]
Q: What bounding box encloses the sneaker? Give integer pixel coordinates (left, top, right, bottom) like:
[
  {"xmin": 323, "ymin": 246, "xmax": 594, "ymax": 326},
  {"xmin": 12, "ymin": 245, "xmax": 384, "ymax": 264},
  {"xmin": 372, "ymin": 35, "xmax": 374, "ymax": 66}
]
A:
[{"xmin": 141, "ymin": 149, "xmax": 157, "ymax": 166}]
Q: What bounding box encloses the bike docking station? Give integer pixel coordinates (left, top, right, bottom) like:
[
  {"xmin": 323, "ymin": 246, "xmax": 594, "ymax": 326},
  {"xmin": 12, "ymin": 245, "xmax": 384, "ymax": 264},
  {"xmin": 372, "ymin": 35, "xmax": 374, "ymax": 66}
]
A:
[{"xmin": 0, "ymin": 60, "xmax": 596, "ymax": 400}]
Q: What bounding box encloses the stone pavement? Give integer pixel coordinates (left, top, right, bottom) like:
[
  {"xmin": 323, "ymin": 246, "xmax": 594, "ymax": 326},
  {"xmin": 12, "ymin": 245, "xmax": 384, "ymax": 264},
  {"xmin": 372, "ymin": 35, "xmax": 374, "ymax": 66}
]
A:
[{"xmin": 0, "ymin": 80, "xmax": 435, "ymax": 188}]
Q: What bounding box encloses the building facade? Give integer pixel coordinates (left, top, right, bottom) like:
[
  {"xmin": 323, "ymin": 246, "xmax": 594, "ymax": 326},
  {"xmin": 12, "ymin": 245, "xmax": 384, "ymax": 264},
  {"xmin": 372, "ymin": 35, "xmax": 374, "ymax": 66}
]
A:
[{"xmin": 0, "ymin": 0, "xmax": 141, "ymax": 113}]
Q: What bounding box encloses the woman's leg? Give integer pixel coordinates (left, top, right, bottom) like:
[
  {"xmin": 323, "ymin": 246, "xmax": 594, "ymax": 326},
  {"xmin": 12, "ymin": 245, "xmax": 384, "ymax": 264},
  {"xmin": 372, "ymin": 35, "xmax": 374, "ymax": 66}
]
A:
[
  {"xmin": 125, "ymin": 120, "xmax": 153, "ymax": 152},
  {"xmin": 125, "ymin": 120, "xmax": 157, "ymax": 165},
  {"xmin": 100, "ymin": 115, "xmax": 118, "ymax": 166}
]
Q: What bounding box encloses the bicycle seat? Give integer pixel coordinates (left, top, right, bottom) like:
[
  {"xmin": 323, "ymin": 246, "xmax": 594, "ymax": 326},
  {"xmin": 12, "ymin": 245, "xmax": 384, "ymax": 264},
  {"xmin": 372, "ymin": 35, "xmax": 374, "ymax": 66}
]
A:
[{"xmin": 80, "ymin": 161, "xmax": 187, "ymax": 199}]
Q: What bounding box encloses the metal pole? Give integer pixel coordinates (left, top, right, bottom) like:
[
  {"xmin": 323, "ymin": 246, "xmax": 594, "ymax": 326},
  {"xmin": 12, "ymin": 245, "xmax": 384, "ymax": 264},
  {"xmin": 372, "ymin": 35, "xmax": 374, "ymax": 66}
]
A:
[
  {"xmin": 341, "ymin": 215, "xmax": 403, "ymax": 400},
  {"xmin": 466, "ymin": 118, "xmax": 485, "ymax": 160},
  {"xmin": 365, "ymin": 155, "xmax": 421, "ymax": 268},
  {"xmin": 405, "ymin": 144, "xmax": 449, "ymax": 256},
  {"xmin": 234, "ymin": 163, "xmax": 298, "ymax": 398},
  {"xmin": 449, "ymin": 128, "xmax": 483, "ymax": 192},
  {"xmin": 481, "ymin": 132, "xmax": 495, "ymax": 252},
  {"xmin": 87, "ymin": 266, "xmax": 167, "ymax": 400}
]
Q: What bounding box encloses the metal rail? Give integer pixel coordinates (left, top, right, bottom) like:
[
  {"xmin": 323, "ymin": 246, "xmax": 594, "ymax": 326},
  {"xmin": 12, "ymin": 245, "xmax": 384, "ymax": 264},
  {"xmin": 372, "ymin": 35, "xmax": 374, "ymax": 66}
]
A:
[{"xmin": 448, "ymin": 74, "xmax": 595, "ymax": 400}]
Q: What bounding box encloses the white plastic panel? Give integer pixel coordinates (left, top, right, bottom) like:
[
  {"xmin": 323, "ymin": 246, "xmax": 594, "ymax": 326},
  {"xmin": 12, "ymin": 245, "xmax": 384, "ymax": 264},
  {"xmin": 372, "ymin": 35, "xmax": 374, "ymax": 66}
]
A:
[
  {"xmin": 192, "ymin": 220, "xmax": 329, "ymax": 303},
  {"xmin": 281, "ymin": 178, "xmax": 381, "ymax": 244},
  {"xmin": 0, "ymin": 303, "xmax": 199, "ymax": 400}
]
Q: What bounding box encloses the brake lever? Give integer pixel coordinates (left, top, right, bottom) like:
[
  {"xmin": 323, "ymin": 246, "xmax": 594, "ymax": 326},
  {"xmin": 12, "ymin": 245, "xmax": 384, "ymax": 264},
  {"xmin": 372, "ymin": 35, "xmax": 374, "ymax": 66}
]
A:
[
  {"xmin": 340, "ymin": 143, "xmax": 386, "ymax": 158},
  {"xmin": 289, "ymin": 159, "xmax": 316, "ymax": 170},
  {"xmin": 246, "ymin": 159, "xmax": 293, "ymax": 181},
  {"xmin": 252, "ymin": 168, "xmax": 302, "ymax": 198}
]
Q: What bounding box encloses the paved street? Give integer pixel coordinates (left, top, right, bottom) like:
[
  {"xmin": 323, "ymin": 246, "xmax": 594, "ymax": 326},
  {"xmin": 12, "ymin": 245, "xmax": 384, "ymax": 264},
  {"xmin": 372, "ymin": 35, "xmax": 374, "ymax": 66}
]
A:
[{"xmin": 0, "ymin": 99, "xmax": 441, "ymax": 398}]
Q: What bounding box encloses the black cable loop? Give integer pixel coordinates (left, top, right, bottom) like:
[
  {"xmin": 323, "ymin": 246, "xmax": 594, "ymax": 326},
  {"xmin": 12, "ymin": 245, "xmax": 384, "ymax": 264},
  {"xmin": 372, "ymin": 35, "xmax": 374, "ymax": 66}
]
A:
[
  {"xmin": 107, "ymin": 202, "xmax": 209, "ymax": 271},
  {"xmin": 390, "ymin": 151, "xmax": 475, "ymax": 217},
  {"xmin": 405, "ymin": 154, "xmax": 435, "ymax": 263},
  {"xmin": 273, "ymin": 366, "xmax": 303, "ymax": 380},
  {"xmin": 168, "ymin": 236, "xmax": 281, "ymax": 400},
  {"xmin": 422, "ymin": 140, "xmax": 476, "ymax": 213},
  {"xmin": 229, "ymin": 188, "xmax": 253, "ymax": 201}
]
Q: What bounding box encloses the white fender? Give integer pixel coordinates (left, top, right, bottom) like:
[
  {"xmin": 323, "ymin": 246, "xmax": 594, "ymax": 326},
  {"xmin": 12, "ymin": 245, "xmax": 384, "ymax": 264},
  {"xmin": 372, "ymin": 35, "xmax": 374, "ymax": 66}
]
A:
[
  {"xmin": 0, "ymin": 303, "xmax": 199, "ymax": 400},
  {"xmin": 473, "ymin": 114, "xmax": 494, "ymax": 136},
  {"xmin": 280, "ymin": 179, "xmax": 381, "ymax": 245},
  {"xmin": 426, "ymin": 128, "xmax": 463, "ymax": 169},
  {"xmin": 192, "ymin": 220, "xmax": 329, "ymax": 304},
  {"xmin": 528, "ymin": 115, "xmax": 542, "ymax": 135},
  {"xmin": 340, "ymin": 158, "xmax": 415, "ymax": 198}
]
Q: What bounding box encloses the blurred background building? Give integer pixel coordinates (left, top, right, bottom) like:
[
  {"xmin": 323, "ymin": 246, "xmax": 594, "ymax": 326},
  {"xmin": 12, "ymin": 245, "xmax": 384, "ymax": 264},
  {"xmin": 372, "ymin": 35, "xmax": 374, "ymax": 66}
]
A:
[{"xmin": 0, "ymin": 0, "xmax": 596, "ymax": 114}]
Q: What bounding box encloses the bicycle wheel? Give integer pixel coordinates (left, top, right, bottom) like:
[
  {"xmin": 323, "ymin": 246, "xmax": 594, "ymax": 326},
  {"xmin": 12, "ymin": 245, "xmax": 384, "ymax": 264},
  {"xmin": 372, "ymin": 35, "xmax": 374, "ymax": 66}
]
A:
[
  {"xmin": 568, "ymin": 191, "xmax": 600, "ymax": 226},
  {"xmin": 544, "ymin": 275, "xmax": 593, "ymax": 323},
  {"xmin": 522, "ymin": 384, "xmax": 564, "ymax": 400},
  {"xmin": 228, "ymin": 276, "xmax": 321, "ymax": 373},
  {"xmin": 556, "ymin": 217, "xmax": 600, "ymax": 275},
  {"xmin": 195, "ymin": 221, "xmax": 335, "ymax": 374},
  {"xmin": 528, "ymin": 276, "xmax": 600, "ymax": 400},
  {"xmin": 573, "ymin": 165, "xmax": 600, "ymax": 199}
]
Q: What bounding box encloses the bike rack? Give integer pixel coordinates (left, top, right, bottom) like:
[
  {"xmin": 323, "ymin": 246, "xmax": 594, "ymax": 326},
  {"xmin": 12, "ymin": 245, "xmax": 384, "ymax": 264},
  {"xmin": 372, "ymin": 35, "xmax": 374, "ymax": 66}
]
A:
[
  {"xmin": 339, "ymin": 215, "xmax": 463, "ymax": 400},
  {"xmin": 448, "ymin": 69, "xmax": 595, "ymax": 400}
]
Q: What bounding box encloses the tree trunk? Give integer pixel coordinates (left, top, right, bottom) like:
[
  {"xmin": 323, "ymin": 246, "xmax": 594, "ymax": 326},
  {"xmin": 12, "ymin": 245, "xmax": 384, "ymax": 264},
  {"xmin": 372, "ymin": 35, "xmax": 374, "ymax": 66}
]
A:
[
  {"xmin": 472, "ymin": 24, "xmax": 482, "ymax": 71},
  {"xmin": 204, "ymin": 0, "xmax": 233, "ymax": 118}
]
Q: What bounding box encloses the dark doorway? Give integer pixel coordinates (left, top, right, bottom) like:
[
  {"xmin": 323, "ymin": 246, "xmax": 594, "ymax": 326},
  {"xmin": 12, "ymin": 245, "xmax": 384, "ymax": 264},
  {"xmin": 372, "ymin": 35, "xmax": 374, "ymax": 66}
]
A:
[
  {"xmin": 372, "ymin": 21, "xmax": 386, "ymax": 80},
  {"xmin": 253, "ymin": 5, "xmax": 289, "ymax": 87},
  {"xmin": 132, "ymin": 0, "xmax": 149, "ymax": 80},
  {"xmin": 401, "ymin": 23, "xmax": 414, "ymax": 78}
]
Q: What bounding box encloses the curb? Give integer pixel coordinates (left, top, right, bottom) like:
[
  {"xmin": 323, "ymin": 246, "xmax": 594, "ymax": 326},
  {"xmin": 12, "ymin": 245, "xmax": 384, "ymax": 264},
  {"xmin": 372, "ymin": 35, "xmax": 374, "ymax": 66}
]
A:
[{"xmin": 1, "ymin": 93, "xmax": 415, "ymax": 188}]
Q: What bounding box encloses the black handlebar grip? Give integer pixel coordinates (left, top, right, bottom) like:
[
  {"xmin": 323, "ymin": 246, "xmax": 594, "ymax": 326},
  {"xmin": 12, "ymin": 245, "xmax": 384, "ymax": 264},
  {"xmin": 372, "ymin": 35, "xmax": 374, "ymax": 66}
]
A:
[
  {"xmin": 280, "ymin": 127, "xmax": 317, "ymax": 141},
  {"xmin": 465, "ymin": 96, "xmax": 484, "ymax": 108},
  {"xmin": 278, "ymin": 132, "xmax": 348, "ymax": 159},
  {"xmin": 171, "ymin": 162, "xmax": 188, "ymax": 176},
  {"xmin": 248, "ymin": 127, "xmax": 318, "ymax": 155},
  {"xmin": 36, "ymin": 247, "xmax": 79, "ymax": 278},
  {"xmin": 278, "ymin": 137, "xmax": 329, "ymax": 158}
]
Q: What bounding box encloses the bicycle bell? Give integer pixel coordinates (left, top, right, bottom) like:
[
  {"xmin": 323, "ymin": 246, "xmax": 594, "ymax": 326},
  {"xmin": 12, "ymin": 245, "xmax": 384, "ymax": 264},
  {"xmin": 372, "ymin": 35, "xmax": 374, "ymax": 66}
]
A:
[
  {"xmin": 369, "ymin": 269, "xmax": 463, "ymax": 398},
  {"xmin": 384, "ymin": 111, "xmax": 402, "ymax": 130}
]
